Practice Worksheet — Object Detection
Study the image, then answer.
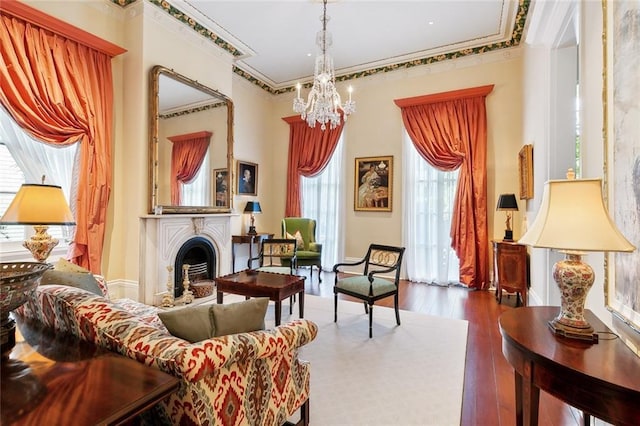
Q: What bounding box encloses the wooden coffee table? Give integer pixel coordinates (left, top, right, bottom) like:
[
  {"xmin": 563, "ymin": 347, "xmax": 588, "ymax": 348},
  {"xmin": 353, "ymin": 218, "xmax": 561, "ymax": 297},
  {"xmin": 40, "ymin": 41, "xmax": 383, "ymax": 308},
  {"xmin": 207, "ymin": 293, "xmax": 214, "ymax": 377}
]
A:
[{"xmin": 215, "ymin": 270, "xmax": 305, "ymax": 326}]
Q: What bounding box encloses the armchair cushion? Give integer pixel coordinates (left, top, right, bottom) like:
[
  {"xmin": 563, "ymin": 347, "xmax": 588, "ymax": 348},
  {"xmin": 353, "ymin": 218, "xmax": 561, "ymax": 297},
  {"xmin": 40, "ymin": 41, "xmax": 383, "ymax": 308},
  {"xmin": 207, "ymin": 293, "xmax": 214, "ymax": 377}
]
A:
[{"xmin": 336, "ymin": 276, "xmax": 397, "ymax": 297}]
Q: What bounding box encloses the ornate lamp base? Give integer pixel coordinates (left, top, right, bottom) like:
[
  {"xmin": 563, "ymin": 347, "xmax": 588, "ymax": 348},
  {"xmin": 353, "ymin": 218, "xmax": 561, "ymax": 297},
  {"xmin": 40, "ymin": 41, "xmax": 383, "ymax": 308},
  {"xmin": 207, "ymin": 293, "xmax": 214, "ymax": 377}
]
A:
[
  {"xmin": 23, "ymin": 225, "xmax": 59, "ymax": 262},
  {"xmin": 550, "ymin": 253, "xmax": 599, "ymax": 343}
]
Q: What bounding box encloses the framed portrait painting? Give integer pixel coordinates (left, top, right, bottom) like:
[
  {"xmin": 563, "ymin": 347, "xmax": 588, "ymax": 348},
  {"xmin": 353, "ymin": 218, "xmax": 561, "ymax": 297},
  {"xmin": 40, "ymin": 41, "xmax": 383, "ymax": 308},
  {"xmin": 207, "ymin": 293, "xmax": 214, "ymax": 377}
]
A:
[
  {"xmin": 604, "ymin": 0, "xmax": 640, "ymax": 335},
  {"xmin": 213, "ymin": 168, "xmax": 229, "ymax": 207},
  {"xmin": 236, "ymin": 160, "xmax": 258, "ymax": 196},
  {"xmin": 354, "ymin": 156, "xmax": 393, "ymax": 212}
]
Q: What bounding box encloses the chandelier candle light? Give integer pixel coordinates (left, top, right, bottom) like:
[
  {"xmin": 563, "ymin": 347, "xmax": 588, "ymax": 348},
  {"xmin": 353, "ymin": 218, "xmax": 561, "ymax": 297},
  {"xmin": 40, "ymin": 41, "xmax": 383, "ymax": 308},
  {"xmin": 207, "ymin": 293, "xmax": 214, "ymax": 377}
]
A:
[
  {"xmin": 293, "ymin": 0, "xmax": 355, "ymax": 130},
  {"xmin": 518, "ymin": 170, "xmax": 635, "ymax": 343}
]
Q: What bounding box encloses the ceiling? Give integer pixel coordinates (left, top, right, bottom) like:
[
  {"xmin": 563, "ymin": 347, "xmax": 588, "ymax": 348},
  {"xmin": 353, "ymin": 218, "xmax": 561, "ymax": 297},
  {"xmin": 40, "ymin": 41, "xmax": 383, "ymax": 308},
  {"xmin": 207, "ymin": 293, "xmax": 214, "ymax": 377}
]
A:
[{"xmin": 160, "ymin": 0, "xmax": 529, "ymax": 94}]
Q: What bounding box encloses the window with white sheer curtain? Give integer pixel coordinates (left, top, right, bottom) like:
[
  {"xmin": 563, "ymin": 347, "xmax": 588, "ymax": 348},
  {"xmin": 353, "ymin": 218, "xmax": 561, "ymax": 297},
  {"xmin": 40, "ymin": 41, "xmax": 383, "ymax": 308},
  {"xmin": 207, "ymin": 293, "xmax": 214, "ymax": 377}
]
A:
[
  {"xmin": 0, "ymin": 107, "xmax": 78, "ymax": 247},
  {"xmin": 301, "ymin": 135, "xmax": 345, "ymax": 270},
  {"xmin": 181, "ymin": 150, "xmax": 210, "ymax": 206},
  {"xmin": 402, "ymin": 131, "xmax": 460, "ymax": 285}
]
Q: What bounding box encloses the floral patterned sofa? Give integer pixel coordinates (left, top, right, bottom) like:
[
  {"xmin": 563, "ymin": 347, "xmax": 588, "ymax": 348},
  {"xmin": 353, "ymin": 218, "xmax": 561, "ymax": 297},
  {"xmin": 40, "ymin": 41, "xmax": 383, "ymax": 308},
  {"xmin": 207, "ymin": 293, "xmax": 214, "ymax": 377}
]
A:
[{"xmin": 17, "ymin": 284, "xmax": 318, "ymax": 425}]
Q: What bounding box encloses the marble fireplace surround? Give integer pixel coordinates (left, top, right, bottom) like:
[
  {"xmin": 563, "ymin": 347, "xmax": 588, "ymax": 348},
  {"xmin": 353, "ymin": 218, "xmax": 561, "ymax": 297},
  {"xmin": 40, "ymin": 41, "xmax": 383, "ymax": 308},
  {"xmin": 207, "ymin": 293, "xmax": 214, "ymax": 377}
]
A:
[{"xmin": 139, "ymin": 214, "xmax": 233, "ymax": 306}]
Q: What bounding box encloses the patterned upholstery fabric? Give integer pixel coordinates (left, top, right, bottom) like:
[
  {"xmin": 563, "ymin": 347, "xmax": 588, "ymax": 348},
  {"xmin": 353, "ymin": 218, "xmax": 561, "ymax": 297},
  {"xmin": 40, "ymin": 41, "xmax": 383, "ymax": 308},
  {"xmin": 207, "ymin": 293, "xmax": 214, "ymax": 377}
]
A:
[{"xmin": 17, "ymin": 285, "xmax": 318, "ymax": 425}]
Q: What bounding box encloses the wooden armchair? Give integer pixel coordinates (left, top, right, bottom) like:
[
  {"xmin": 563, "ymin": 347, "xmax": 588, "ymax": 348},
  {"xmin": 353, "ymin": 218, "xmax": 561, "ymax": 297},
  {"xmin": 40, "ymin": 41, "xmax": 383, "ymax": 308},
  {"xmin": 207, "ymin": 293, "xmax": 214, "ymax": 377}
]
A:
[
  {"xmin": 332, "ymin": 244, "xmax": 405, "ymax": 338},
  {"xmin": 248, "ymin": 238, "xmax": 298, "ymax": 314},
  {"xmin": 248, "ymin": 238, "xmax": 297, "ymax": 275}
]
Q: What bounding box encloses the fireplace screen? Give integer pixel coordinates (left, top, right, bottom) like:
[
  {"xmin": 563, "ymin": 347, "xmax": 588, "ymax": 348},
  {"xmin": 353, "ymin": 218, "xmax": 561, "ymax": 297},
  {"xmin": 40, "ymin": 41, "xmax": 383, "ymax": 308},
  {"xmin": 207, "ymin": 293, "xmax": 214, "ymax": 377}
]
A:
[{"xmin": 174, "ymin": 236, "xmax": 216, "ymax": 298}]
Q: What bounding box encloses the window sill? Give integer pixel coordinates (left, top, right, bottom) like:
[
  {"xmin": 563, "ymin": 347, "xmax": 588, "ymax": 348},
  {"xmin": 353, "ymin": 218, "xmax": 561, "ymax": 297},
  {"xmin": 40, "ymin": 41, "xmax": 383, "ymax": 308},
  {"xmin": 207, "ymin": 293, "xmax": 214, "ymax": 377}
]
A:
[{"xmin": 0, "ymin": 245, "xmax": 69, "ymax": 263}]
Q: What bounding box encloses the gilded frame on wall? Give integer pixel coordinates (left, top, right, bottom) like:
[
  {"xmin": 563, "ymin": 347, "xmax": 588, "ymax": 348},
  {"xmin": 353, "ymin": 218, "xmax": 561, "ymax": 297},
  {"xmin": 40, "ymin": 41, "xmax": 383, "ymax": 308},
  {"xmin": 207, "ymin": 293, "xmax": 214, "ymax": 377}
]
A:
[
  {"xmin": 236, "ymin": 160, "xmax": 258, "ymax": 196},
  {"xmin": 354, "ymin": 156, "xmax": 393, "ymax": 212},
  {"xmin": 603, "ymin": 0, "xmax": 640, "ymax": 334},
  {"xmin": 518, "ymin": 144, "xmax": 533, "ymax": 200}
]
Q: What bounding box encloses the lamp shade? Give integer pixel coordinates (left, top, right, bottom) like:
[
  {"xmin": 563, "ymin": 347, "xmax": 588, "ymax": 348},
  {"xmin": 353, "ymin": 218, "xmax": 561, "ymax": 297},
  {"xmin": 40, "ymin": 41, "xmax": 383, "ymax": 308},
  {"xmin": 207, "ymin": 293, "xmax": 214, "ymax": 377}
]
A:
[
  {"xmin": 496, "ymin": 193, "xmax": 518, "ymax": 210},
  {"xmin": 243, "ymin": 201, "xmax": 262, "ymax": 214},
  {"xmin": 518, "ymin": 178, "xmax": 634, "ymax": 252},
  {"xmin": 0, "ymin": 184, "xmax": 75, "ymax": 225}
]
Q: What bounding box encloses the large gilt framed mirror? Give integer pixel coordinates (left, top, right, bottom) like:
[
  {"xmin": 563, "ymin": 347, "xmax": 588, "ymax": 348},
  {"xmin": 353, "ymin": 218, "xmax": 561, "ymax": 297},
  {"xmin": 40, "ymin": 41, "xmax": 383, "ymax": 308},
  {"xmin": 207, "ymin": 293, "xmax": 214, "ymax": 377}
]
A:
[{"xmin": 149, "ymin": 65, "xmax": 233, "ymax": 214}]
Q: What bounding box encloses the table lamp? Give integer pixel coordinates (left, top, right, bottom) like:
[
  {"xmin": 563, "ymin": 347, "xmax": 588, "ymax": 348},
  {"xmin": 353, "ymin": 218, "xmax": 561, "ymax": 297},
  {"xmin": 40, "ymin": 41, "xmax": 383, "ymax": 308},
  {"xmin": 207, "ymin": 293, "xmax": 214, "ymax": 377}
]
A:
[
  {"xmin": 0, "ymin": 182, "xmax": 75, "ymax": 262},
  {"xmin": 244, "ymin": 201, "xmax": 262, "ymax": 235},
  {"xmin": 496, "ymin": 193, "xmax": 518, "ymax": 241},
  {"xmin": 518, "ymin": 172, "xmax": 635, "ymax": 343}
]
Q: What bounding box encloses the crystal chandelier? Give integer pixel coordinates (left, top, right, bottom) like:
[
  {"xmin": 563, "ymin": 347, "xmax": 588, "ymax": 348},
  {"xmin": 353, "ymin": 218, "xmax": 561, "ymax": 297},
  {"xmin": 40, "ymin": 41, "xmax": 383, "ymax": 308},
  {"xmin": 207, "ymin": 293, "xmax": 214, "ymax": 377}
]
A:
[{"xmin": 293, "ymin": 0, "xmax": 355, "ymax": 130}]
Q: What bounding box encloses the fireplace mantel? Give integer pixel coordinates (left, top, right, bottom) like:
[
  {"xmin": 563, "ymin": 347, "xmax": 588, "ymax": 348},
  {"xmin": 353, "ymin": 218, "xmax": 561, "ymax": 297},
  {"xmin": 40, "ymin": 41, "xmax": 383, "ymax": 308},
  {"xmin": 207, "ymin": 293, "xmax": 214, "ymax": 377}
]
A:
[{"xmin": 139, "ymin": 214, "xmax": 234, "ymax": 305}]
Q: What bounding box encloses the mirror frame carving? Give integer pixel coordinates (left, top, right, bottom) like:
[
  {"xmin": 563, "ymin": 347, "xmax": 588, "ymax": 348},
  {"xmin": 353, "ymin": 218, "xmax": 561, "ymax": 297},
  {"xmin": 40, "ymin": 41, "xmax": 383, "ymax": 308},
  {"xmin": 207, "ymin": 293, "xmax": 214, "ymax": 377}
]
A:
[{"xmin": 148, "ymin": 65, "xmax": 234, "ymax": 214}]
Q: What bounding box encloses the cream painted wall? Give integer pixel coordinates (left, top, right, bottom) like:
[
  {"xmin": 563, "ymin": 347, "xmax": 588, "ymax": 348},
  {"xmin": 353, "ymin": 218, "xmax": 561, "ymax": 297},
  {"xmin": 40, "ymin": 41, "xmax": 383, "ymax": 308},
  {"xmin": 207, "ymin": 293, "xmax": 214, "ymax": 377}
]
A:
[{"xmin": 264, "ymin": 52, "xmax": 524, "ymax": 263}]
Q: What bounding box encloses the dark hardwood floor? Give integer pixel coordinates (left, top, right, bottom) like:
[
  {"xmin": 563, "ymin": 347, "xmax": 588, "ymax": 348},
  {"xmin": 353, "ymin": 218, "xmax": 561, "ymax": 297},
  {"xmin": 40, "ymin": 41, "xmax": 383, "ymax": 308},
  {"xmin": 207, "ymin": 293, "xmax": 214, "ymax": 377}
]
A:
[{"xmin": 301, "ymin": 269, "xmax": 589, "ymax": 426}]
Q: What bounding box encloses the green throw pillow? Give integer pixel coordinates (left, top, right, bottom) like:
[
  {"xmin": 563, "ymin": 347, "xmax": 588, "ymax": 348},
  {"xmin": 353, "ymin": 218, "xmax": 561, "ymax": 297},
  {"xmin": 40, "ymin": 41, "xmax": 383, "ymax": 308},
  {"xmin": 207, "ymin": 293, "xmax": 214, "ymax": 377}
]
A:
[
  {"xmin": 157, "ymin": 305, "xmax": 214, "ymax": 343},
  {"xmin": 210, "ymin": 298, "xmax": 269, "ymax": 337},
  {"xmin": 40, "ymin": 270, "xmax": 103, "ymax": 296}
]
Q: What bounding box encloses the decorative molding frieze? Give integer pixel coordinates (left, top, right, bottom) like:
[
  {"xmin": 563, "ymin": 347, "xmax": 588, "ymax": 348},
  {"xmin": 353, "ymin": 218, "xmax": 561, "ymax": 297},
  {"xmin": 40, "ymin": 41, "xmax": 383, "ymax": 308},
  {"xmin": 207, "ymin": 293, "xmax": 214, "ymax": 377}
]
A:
[{"xmin": 111, "ymin": 0, "xmax": 531, "ymax": 95}]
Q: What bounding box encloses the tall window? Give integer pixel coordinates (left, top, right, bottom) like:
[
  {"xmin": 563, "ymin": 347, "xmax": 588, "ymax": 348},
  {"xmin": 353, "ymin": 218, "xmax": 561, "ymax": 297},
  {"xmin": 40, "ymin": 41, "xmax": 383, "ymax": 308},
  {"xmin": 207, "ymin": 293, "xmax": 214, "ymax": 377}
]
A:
[
  {"xmin": 0, "ymin": 143, "xmax": 25, "ymax": 242},
  {"xmin": 301, "ymin": 135, "xmax": 345, "ymax": 269},
  {"xmin": 181, "ymin": 151, "xmax": 210, "ymax": 206},
  {"xmin": 402, "ymin": 131, "xmax": 459, "ymax": 285},
  {"xmin": 0, "ymin": 107, "xmax": 77, "ymax": 247}
]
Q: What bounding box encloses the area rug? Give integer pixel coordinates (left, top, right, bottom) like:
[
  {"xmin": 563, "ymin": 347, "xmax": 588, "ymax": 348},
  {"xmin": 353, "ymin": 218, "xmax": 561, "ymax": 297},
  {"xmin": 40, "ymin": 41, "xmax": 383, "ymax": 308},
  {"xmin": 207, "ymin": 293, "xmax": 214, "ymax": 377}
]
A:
[{"xmin": 270, "ymin": 295, "xmax": 469, "ymax": 426}]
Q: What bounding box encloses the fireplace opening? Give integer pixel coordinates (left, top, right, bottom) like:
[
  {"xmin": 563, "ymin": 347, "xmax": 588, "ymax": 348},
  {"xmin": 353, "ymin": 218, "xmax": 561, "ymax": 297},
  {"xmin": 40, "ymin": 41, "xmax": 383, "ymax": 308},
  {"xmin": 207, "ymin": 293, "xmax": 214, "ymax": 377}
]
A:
[{"xmin": 174, "ymin": 236, "xmax": 216, "ymax": 298}]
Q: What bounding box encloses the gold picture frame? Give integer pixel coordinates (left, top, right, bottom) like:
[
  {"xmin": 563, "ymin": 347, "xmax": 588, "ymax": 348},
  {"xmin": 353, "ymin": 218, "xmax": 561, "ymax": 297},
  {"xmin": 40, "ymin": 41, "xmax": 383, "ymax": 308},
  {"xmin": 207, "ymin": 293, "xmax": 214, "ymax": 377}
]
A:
[
  {"xmin": 354, "ymin": 156, "xmax": 393, "ymax": 212},
  {"xmin": 213, "ymin": 168, "xmax": 229, "ymax": 208},
  {"xmin": 518, "ymin": 144, "xmax": 533, "ymax": 200},
  {"xmin": 236, "ymin": 160, "xmax": 258, "ymax": 196}
]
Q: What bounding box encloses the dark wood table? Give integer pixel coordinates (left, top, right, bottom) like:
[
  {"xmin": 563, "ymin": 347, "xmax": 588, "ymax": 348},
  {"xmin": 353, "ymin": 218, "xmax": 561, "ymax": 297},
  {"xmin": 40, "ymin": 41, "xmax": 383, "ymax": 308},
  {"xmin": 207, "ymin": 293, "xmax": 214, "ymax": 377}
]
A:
[
  {"xmin": 499, "ymin": 307, "xmax": 640, "ymax": 426},
  {"xmin": 231, "ymin": 233, "xmax": 274, "ymax": 272},
  {"xmin": 215, "ymin": 270, "xmax": 305, "ymax": 326},
  {"xmin": 1, "ymin": 316, "xmax": 179, "ymax": 425}
]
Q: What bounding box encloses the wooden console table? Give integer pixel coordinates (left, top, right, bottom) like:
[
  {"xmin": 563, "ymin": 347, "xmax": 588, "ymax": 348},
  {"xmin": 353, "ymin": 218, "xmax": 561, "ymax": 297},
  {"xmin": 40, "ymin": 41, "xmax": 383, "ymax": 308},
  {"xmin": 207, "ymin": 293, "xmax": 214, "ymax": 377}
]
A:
[
  {"xmin": 231, "ymin": 233, "xmax": 274, "ymax": 272},
  {"xmin": 499, "ymin": 307, "xmax": 640, "ymax": 426},
  {"xmin": 1, "ymin": 316, "xmax": 179, "ymax": 425}
]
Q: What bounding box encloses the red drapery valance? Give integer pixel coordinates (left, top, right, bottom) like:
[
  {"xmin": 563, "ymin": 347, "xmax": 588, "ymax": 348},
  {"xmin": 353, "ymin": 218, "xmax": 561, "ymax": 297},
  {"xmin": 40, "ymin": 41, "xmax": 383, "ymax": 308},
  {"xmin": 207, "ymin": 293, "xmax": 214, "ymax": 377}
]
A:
[
  {"xmin": 0, "ymin": 2, "xmax": 125, "ymax": 273},
  {"xmin": 394, "ymin": 84, "xmax": 493, "ymax": 289},
  {"xmin": 168, "ymin": 131, "xmax": 212, "ymax": 205},
  {"xmin": 282, "ymin": 115, "xmax": 345, "ymax": 217}
]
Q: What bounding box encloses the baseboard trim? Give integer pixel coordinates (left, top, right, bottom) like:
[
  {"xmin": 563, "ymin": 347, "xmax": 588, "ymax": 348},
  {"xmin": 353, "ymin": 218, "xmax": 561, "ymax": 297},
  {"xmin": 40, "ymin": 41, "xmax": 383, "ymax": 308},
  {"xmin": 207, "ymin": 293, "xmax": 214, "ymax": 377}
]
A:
[{"xmin": 107, "ymin": 279, "xmax": 138, "ymax": 300}]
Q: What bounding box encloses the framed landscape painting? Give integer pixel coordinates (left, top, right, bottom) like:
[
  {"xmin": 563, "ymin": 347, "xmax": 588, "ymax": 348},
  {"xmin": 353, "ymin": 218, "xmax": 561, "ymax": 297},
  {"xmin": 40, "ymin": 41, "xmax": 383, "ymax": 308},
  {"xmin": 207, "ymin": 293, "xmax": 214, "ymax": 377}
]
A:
[
  {"xmin": 604, "ymin": 0, "xmax": 640, "ymax": 335},
  {"xmin": 354, "ymin": 156, "xmax": 393, "ymax": 212},
  {"xmin": 236, "ymin": 160, "xmax": 258, "ymax": 196},
  {"xmin": 213, "ymin": 168, "xmax": 228, "ymax": 207}
]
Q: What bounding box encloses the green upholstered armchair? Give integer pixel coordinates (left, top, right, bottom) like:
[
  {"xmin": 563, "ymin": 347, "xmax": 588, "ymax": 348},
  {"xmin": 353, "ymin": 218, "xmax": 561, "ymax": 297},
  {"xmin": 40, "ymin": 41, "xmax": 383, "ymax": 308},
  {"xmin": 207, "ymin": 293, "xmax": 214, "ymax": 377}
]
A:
[{"xmin": 281, "ymin": 217, "xmax": 323, "ymax": 282}]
